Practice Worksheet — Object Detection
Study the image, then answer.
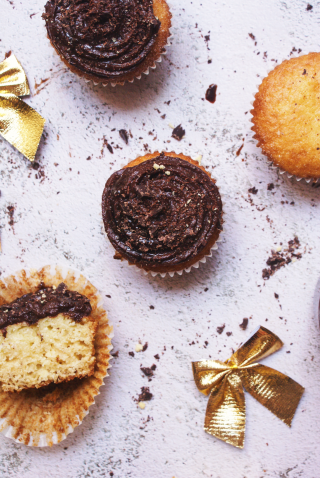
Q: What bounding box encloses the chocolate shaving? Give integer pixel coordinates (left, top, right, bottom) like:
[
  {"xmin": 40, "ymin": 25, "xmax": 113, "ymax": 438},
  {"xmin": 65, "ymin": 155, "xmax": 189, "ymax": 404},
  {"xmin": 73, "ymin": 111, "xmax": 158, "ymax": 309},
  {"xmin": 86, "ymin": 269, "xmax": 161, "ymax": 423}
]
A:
[
  {"xmin": 172, "ymin": 125, "xmax": 185, "ymax": 141},
  {"xmin": 217, "ymin": 324, "xmax": 225, "ymax": 334},
  {"xmin": 205, "ymin": 84, "xmax": 217, "ymax": 104},
  {"xmin": 239, "ymin": 318, "xmax": 248, "ymax": 330},
  {"xmin": 119, "ymin": 129, "xmax": 129, "ymax": 144}
]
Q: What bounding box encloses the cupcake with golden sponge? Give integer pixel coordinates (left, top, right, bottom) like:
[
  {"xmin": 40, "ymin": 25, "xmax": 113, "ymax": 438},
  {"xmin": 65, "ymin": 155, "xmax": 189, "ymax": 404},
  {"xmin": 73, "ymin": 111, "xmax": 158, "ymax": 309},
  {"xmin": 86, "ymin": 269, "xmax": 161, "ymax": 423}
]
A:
[
  {"xmin": 43, "ymin": 0, "xmax": 172, "ymax": 85},
  {"xmin": 252, "ymin": 53, "xmax": 320, "ymax": 179},
  {"xmin": 0, "ymin": 283, "xmax": 97, "ymax": 392},
  {"xmin": 0, "ymin": 266, "xmax": 112, "ymax": 446},
  {"xmin": 102, "ymin": 151, "xmax": 223, "ymax": 276}
]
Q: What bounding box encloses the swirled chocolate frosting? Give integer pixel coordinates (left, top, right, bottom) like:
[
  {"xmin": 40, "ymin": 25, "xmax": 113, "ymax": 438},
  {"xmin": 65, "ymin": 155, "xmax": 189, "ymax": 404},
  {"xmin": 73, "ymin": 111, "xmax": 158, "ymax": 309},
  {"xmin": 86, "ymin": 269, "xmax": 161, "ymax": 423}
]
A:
[
  {"xmin": 43, "ymin": 0, "xmax": 161, "ymax": 79},
  {"xmin": 102, "ymin": 154, "xmax": 223, "ymax": 269},
  {"xmin": 0, "ymin": 283, "xmax": 92, "ymax": 330}
]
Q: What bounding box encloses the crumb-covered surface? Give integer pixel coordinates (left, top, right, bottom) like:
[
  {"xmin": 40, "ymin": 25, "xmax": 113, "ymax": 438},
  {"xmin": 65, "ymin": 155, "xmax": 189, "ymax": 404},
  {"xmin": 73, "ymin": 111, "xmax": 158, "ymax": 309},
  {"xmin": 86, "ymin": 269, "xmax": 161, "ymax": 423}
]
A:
[{"xmin": 1, "ymin": 0, "xmax": 320, "ymax": 476}]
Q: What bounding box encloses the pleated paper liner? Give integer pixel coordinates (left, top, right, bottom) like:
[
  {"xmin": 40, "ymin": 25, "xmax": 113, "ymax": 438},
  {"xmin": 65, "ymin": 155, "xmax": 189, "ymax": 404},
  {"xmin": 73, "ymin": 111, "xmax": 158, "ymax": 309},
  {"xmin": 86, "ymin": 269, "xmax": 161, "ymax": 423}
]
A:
[
  {"xmin": 250, "ymin": 53, "xmax": 320, "ymax": 186},
  {"xmin": 45, "ymin": 0, "xmax": 172, "ymax": 87},
  {"xmin": 109, "ymin": 152, "xmax": 224, "ymax": 279},
  {"xmin": 0, "ymin": 265, "xmax": 113, "ymax": 447}
]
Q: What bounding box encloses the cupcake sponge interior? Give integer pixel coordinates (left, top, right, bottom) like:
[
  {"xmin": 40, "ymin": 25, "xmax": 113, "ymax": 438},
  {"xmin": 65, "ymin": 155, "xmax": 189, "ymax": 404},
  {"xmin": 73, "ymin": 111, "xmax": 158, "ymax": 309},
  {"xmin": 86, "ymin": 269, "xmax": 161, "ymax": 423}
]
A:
[{"xmin": 0, "ymin": 313, "xmax": 97, "ymax": 392}]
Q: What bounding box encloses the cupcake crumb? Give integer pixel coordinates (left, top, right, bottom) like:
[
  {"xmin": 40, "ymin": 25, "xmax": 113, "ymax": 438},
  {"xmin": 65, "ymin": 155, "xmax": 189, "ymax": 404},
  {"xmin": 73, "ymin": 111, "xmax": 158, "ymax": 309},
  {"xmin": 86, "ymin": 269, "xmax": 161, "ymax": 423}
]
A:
[
  {"xmin": 135, "ymin": 343, "xmax": 143, "ymax": 352},
  {"xmin": 217, "ymin": 324, "xmax": 225, "ymax": 334},
  {"xmin": 239, "ymin": 318, "xmax": 248, "ymax": 330},
  {"xmin": 172, "ymin": 124, "xmax": 185, "ymax": 141}
]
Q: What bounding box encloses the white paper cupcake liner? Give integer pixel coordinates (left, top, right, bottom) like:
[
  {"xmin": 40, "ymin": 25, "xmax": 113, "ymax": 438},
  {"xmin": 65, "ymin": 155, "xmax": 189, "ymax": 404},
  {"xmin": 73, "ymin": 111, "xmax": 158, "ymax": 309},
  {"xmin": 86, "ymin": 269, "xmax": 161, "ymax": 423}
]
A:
[
  {"xmin": 0, "ymin": 265, "xmax": 113, "ymax": 447},
  {"xmin": 250, "ymin": 53, "xmax": 320, "ymax": 185}
]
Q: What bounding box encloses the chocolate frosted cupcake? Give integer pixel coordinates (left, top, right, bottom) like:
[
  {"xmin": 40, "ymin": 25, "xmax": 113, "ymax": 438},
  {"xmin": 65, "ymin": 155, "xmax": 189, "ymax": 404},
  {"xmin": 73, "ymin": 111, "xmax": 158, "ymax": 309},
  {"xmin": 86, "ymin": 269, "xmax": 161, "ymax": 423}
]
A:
[
  {"xmin": 102, "ymin": 152, "xmax": 223, "ymax": 276},
  {"xmin": 43, "ymin": 0, "xmax": 172, "ymax": 85}
]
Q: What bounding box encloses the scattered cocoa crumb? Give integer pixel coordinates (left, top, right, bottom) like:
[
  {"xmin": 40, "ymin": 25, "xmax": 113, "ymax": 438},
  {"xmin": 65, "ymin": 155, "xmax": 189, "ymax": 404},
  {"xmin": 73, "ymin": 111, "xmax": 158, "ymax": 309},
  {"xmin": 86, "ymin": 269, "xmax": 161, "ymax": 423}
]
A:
[
  {"xmin": 302, "ymin": 69, "xmax": 307, "ymax": 75},
  {"xmin": 86, "ymin": 156, "xmax": 91, "ymax": 160},
  {"xmin": 111, "ymin": 350, "xmax": 119, "ymax": 358},
  {"xmin": 226, "ymin": 332, "xmax": 232, "ymax": 337},
  {"xmin": 205, "ymin": 84, "xmax": 217, "ymax": 103},
  {"xmin": 119, "ymin": 129, "xmax": 129, "ymax": 144},
  {"xmin": 248, "ymin": 186, "xmax": 258, "ymax": 194},
  {"xmin": 142, "ymin": 342, "xmax": 148, "ymax": 352},
  {"xmin": 267, "ymin": 183, "xmax": 275, "ymax": 191},
  {"xmin": 138, "ymin": 387, "xmax": 153, "ymax": 401},
  {"xmin": 274, "ymin": 293, "xmax": 279, "ymax": 299},
  {"xmin": 102, "ymin": 137, "xmax": 113, "ymax": 154},
  {"xmin": 306, "ymin": 4, "xmax": 313, "ymax": 10},
  {"xmin": 140, "ymin": 364, "xmax": 157, "ymax": 379},
  {"xmin": 172, "ymin": 125, "xmax": 185, "ymax": 141},
  {"xmin": 249, "ymin": 33, "xmax": 256, "ymax": 40},
  {"xmin": 7, "ymin": 205, "xmax": 14, "ymax": 227},
  {"xmin": 150, "ymin": 305, "xmax": 155, "ymax": 310},
  {"xmin": 239, "ymin": 318, "xmax": 248, "ymax": 330},
  {"xmin": 129, "ymin": 351, "xmax": 135, "ymax": 357},
  {"xmin": 5, "ymin": 50, "xmax": 12, "ymax": 59},
  {"xmin": 262, "ymin": 237, "xmax": 303, "ymax": 280},
  {"xmin": 236, "ymin": 143, "xmax": 244, "ymax": 156},
  {"xmin": 217, "ymin": 324, "xmax": 225, "ymax": 334},
  {"xmin": 161, "ymin": 114, "xmax": 166, "ymax": 119},
  {"xmin": 154, "ymin": 354, "xmax": 160, "ymax": 360}
]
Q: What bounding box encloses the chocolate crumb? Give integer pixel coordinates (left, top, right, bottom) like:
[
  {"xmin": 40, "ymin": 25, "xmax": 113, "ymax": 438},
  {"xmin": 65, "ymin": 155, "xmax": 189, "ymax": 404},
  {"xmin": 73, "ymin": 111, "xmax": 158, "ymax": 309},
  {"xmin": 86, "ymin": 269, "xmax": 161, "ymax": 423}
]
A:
[
  {"xmin": 138, "ymin": 387, "xmax": 153, "ymax": 401},
  {"xmin": 172, "ymin": 124, "xmax": 185, "ymax": 141},
  {"xmin": 205, "ymin": 84, "xmax": 217, "ymax": 103},
  {"xmin": 302, "ymin": 69, "xmax": 307, "ymax": 75},
  {"xmin": 142, "ymin": 342, "xmax": 148, "ymax": 352},
  {"xmin": 248, "ymin": 186, "xmax": 258, "ymax": 194},
  {"xmin": 249, "ymin": 33, "xmax": 256, "ymax": 40},
  {"xmin": 226, "ymin": 332, "xmax": 232, "ymax": 337},
  {"xmin": 154, "ymin": 354, "xmax": 160, "ymax": 360},
  {"xmin": 274, "ymin": 293, "xmax": 279, "ymax": 299},
  {"xmin": 150, "ymin": 305, "xmax": 155, "ymax": 310},
  {"xmin": 306, "ymin": 4, "xmax": 313, "ymax": 10},
  {"xmin": 119, "ymin": 129, "xmax": 129, "ymax": 144},
  {"xmin": 262, "ymin": 237, "xmax": 302, "ymax": 280},
  {"xmin": 267, "ymin": 183, "xmax": 275, "ymax": 191},
  {"xmin": 217, "ymin": 324, "xmax": 225, "ymax": 334},
  {"xmin": 236, "ymin": 144, "xmax": 244, "ymax": 156},
  {"xmin": 129, "ymin": 351, "xmax": 135, "ymax": 357},
  {"xmin": 239, "ymin": 318, "xmax": 248, "ymax": 330},
  {"xmin": 111, "ymin": 350, "xmax": 119, "ymax": 358},
  {"xmin": 86, "ymin": 156, "xmax": 91, "ymax": 160}
]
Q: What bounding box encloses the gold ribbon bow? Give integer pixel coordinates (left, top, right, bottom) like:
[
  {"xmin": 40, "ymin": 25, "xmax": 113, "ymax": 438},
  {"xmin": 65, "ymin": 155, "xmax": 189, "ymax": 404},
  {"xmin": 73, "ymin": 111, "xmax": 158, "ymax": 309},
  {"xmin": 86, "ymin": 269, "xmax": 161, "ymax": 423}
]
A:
[
  {"xmin": 0, "ymin": 53, "xmax": 45, "ymax": 161},
  {"xmin": 192, "ymin": 326, "xmax": 304, "ymax": 448}
]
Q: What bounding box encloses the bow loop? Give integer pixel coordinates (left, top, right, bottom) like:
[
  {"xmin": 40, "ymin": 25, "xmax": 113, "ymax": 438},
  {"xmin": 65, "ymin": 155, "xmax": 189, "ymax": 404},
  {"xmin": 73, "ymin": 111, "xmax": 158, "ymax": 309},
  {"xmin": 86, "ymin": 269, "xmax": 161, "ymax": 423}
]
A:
[
  {"xmin": 192, "ymin": 326, "xmax": 304, "ymax": 448},
  {"xmin": 0, "ymin": 53, "xmax": 44, "ymax": 161}
]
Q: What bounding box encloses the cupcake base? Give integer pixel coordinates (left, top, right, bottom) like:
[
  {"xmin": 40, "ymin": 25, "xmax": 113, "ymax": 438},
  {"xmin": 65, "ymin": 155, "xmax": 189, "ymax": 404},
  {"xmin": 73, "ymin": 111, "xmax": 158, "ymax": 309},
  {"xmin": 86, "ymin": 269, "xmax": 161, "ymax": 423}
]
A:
[{"xmin": 0, "ymin": 265, "xmax": 113, "ymax": 447}]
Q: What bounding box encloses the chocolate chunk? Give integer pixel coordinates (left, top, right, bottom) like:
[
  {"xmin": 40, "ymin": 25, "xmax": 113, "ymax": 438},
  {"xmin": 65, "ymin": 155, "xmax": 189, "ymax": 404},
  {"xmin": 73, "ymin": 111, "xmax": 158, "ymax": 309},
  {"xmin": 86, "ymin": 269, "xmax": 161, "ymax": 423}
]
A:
[
  {"xmin": 119, "ymin": 129, "xmax": 129, "ymax": 144},
  {"xmin": 217, "ymin": 324, "xmax": 225, "ymax": 334},
  {"xmin": 205, "ymin": 84, "xmax": 217, "ymax": 103},
  {"xmin": 239, "ymin": 318, "xmax": 248, "ymax": 330},
  {"xmin": 172, "ymin": 125, "xmax": 185, "ymax": 141}
]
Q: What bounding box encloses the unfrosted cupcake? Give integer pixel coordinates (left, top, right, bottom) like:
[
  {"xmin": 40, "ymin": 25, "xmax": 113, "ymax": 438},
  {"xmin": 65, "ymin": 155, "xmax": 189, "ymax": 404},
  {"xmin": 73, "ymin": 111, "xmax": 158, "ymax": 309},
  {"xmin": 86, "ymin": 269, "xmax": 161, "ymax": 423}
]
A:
[
  {"xmin": 102, "ymin": 152, "xmax": 223, "ymax": 275},
  {"xmin": 252, "ymin": 53, "xmax": 320, "ymax": 179},
  {"xmin": 43, "ymin": 0, "xmax": 172, "ymax": 85}
]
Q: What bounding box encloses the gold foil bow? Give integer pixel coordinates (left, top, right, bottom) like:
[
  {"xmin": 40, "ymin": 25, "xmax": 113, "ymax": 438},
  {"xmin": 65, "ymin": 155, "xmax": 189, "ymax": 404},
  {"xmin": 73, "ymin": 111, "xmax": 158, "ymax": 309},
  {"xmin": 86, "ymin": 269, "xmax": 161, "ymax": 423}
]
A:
[
  {"xmin": 0, "ymin": 53, "xmax": 45, "ymax": 161},
  {"xmin": 192, "ymin": 326, "xmax": 304, "ymax": 448}
]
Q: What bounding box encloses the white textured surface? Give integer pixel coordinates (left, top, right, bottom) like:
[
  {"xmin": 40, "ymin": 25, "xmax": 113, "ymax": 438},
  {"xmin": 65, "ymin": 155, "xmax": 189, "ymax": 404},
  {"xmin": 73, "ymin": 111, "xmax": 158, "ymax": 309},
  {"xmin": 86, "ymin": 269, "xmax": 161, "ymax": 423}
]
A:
[{"xmin": 1, "ymin": 0, "xmax": 320, "ymax": 476}]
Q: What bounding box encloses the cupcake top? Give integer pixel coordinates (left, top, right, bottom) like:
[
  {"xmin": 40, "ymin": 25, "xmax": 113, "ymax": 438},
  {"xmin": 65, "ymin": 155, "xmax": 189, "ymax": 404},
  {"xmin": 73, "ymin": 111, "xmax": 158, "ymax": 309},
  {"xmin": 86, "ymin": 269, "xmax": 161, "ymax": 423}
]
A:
[
  {"xmin": 43, "ymin": 0, "xmax": 161, "ymax": 80},
  {"xmin": 0, "ymin": 283, "xmax": 92, "ymax": 329},
  {"xmin": 102, "ymin": 153, "xmax": 222, "ymax": 270},
  {"xmin": 252, "ymin": 53, "xmax": 320, "ymax": 178}
]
